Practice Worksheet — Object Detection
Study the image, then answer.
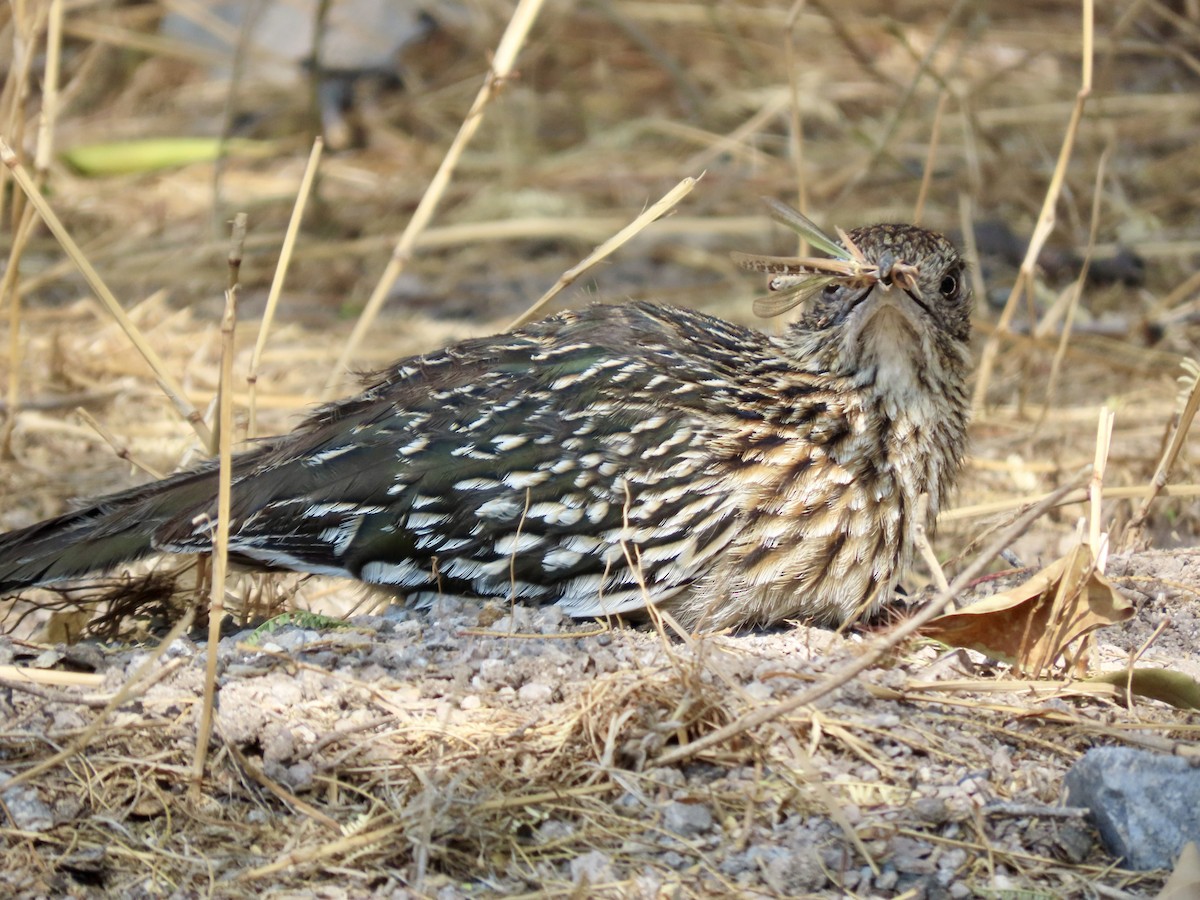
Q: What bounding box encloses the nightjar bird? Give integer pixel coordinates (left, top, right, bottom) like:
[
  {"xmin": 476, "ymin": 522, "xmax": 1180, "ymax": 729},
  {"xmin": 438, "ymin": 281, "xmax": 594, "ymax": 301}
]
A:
[{"xmin": 0, "ymin": 202, "xmax": 972, "ymax": 631}]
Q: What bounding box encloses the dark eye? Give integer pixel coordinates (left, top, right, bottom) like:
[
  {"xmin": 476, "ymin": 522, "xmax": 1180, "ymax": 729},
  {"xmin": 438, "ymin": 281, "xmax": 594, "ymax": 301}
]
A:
[
  {"xmin": 823, "ymin": 283, "xmax": 839, "ymax": 296},
  {"xmin": 939, "ymin": 273, "xmax": 958, "ymax": 296}
]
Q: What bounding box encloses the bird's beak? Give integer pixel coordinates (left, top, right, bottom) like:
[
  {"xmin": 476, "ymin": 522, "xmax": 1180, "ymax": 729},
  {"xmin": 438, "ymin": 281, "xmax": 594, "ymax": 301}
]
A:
[{"xmin": 874, "ymin": 251, "xmax": 920, "ymax": 293}]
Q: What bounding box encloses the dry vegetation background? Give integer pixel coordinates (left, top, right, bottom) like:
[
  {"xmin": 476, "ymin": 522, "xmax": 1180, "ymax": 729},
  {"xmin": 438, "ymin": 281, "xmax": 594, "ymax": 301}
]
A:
[{"xmin": 1, "ymin": 0, "xmax": 1200, "ymax": 896}]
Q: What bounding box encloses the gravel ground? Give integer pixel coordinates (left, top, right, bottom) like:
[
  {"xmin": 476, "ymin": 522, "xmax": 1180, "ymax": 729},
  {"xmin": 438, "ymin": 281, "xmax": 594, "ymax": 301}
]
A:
[{"xmin": 2, "ymin": 548, "xmax": 1193, "ymax": 896}]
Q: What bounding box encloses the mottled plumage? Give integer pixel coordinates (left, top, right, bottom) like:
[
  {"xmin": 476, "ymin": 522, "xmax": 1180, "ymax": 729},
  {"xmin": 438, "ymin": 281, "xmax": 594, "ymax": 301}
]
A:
[{"xmin": 0, "ymin": 221, "xmax": 971, "ymax": 631}]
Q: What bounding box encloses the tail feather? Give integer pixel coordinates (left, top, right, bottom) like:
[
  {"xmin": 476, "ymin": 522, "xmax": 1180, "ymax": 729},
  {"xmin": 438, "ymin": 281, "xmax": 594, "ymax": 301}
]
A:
[{"xmin": 0, "ymin": 465, "xmax": 222, "ymax": 593}]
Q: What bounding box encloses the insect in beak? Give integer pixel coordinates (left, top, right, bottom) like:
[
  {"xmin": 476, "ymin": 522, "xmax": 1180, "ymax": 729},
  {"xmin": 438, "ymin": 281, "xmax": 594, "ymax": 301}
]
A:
[{"xmin": 733, "ymin": 199, "xmax": 920, "ymax": 317}]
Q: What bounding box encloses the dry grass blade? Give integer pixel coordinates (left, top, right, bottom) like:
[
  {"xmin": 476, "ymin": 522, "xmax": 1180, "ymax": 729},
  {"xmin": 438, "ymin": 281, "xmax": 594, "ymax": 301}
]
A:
[
  {"xmin": 1124, "ymin": 361, "xmax": 1200, "ymax": 547},
  {"xmin": 506, "ymin": 175, "xmax": 700, "ymax": 330},
  {"xmin": 972, "ymin": 0, "xmax": 1094, "ymax": 412},
  {"xmin": 0, "ymin": 665, "xmax": 104, "ymax": 688},
  {"xmin": 1089, "ymin": 406, "xmax": 1114, "ymax": 563},
  {"xmin": 74, "ymin": 407, "xmax": 165, "ymax": 479},
  {"xmin": 225, "ymin": 739, "xmax": 342, "ymax": 833},
  {"xmin": 1, "ymin": 208, "xmax": 39, "ymax": 455},
  {"xmin": 1035, "ymin": 148, "xmax": 1109, "ymax": 426},
  {"xmin": 34, "ymin": 0, "xmax": 63, "ymax": 178},
  {"xmin": 912, "ymin": 90, "xmax": 948, "ymax": 226},
  {"xmin": 830, "ymin": 0, "xmax": 968, "ymax": 207},
  {"xmin": 327, "ymin": 0, "xmax": 548, "ymax": 394},
  {"xmin": 190, "ymin": 213, "xmax": 245, "ymax": 797},
  {"xmin": 940, "ymin": 482, "xmax": 1200, "ymax": 523},
  {"xmin": 1, "ymin": 2, "xmax": 61, "ymax": 454},
  {"xmin": 237, "ymin": 824, "xmax": 405, "ymax": 881},
  {"xmin": 0, "ymin": 139, "xmax": 213, "ymax": 446},
  {"xmin": 914, "ymin": 492, "xmax": 951, "ymax": 595},
  {"xmin": 1, "ymin": 610, "xmax": 193, "ymax": 792},
  {"xmin": 248, "ymin": 136, "xmax": 324, "ymax": 438}
]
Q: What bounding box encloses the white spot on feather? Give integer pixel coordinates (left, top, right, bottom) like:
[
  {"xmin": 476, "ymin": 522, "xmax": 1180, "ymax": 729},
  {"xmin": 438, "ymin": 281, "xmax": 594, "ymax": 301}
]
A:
[{"xmin": 494, "ymin": 532, "xmax": 544, "ymax": 555}]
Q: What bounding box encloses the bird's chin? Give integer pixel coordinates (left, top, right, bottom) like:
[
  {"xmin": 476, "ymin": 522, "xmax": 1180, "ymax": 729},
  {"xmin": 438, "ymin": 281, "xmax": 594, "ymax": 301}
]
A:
[
  {"xmin": 837, "ymin": 293, "xmax": 934, "ymax": 397},
  {"xmin": 844, "ymin": 289, "xmax": 927, "ymax": 352}
]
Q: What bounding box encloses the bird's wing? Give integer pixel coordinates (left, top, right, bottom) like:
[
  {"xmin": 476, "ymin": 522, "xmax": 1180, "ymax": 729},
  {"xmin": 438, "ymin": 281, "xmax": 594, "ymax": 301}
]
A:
[{"xmin": 147, "ymin": 309, "xmax": 773, "ymax": 610}]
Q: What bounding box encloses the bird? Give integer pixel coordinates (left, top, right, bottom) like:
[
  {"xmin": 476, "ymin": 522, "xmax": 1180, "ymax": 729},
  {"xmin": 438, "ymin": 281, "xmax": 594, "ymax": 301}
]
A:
[{"xmin": 0, "ymin": 204, "xmax": 972, "ymax": 632}]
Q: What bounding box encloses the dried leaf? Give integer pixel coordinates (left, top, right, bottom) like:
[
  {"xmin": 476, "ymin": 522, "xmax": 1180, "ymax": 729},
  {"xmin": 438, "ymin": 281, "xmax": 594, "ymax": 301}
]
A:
[
  {"xmin": 1158, "ymin": 842, "xmax": 1200, "ymax": 899},
  {"xmin": 920, "ymin": 543, "xmax": 1132, "ymax": 675},
  {"xmin": 1087, "ymin": 668, "xmax": 1200, "ymax": 711}
]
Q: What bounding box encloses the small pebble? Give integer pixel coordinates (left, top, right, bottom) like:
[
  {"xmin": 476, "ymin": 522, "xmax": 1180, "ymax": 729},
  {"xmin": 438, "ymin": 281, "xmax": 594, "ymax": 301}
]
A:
[
  {"xmin": 517, "ymin": 682, "xmax": 553, "ymax": 704},
  {"xmin": 662, "ymin": 800, "xmax": 713, "ymax": 837},
  {"xmin": 570, "ymin": 849, "xmax": 615, "ymax": 885},
  {"xmin": 0, "ymin": 778, "xmax": 54, "ymax": 832}
]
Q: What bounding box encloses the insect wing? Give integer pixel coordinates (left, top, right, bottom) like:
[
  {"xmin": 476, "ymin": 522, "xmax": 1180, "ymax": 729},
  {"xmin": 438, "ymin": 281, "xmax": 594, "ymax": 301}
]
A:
[
  {"xmin": 761, "ymin": 197, "xmax": 850, "ymax": 261},
  {"xmin": 751, "ymin": 273, "xmax": 840, "ymax": 318}
]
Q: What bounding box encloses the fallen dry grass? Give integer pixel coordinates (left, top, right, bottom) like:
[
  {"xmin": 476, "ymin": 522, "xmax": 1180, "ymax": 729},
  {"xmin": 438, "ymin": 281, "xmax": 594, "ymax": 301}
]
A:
[{"xmin": 1, "ymin": 0, "xmax": 1199, "ymax": 895}]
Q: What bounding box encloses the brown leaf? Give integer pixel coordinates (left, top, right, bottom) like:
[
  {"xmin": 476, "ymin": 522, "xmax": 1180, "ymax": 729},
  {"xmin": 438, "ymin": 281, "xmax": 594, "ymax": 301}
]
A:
[
  {"xmin": 1158, "ymin": 841, "xmax": 1200, "ymax": 899},
  {"xmin": 920, "ymin": 543, "xmax": 1133, "ymax": 675}
]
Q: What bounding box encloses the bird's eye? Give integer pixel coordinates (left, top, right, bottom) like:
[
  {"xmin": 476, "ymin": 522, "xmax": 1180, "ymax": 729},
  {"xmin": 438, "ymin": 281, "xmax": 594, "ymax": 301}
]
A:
[
  {"xmin": 823, "ymin": 284, "xmax": 839, "ymax": 296},
  {"xmin": 939, "ymin": 273, "xmax": 958, "ymax": 296}
]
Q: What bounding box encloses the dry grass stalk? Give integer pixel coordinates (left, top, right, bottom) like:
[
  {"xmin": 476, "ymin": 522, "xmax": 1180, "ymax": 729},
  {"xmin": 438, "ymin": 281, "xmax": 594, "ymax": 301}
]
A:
[
  {"xmin": 1, "ymin": 209, "xmax": 39, "ymax": 455},
  {"xmin": 1125, "ymin": 361, "xmax": 1200, "ymax": 547},
  {"xmin": 1036, "ymin": 148, "xmax": 1109, "ymax": 425},
  {"xmin": 680, "ymin": 92, "xmax": 790, "ymax": 172},
  {"xmin": 34, "ymin": 0, "xmax": 63, "ymax": 179},
  {"xmin": 0, "ymin": 139, "xmax": 213, "ymax": 446},
  {"xmin": 1, "ymin": 1, "xmax": 61, "ymax": 455},
  {"xmin": 783, "ymin": 1, "xmax": 811, "ymax": 229},
  {"xmin": 191, "ymin": 213, "xmax": 246, "ymax": 795},
  {"xmin": 328, "ymin": 0, "xmax": 548, "ymax": 394},
  {"xmin": 62, "ymin": 14, "xmax": 226, "ymax": 66},
  {"xmin": 941, "ymin": 482, "xmax": 1200, "ymax": 523},
  {"xmin": 506, "ymin": 175, "xmax": 701, "ymax": 330},
  {"xmin": 912, "ymin": 90, "xmax": 949, "ymax": 226},
  {"xmin": 74, "ymin": 407, "xmax": 165, "ymax": 479},
  {"xmin": 1089, "ymin": 406, "xmax": 1115, "ymax": 564},
  {"xmin": 1, "ymin": 611, "xmax": 193, "ymax": 793},
  {"xmin": 914, "ymin": 492, "xmax": 952, "ymax": 596},
  {"xmin": 225, "ymin": 740, "xmax": 342, "ymax": 833},
  {"xmin": 973, "ymin": 0, "xmax": 1094, "ymax": 412},
  {"xmin": 829, "ymin": 0, "xmax": 968, "ymax": 206},
  {"xmin": 0, "ymin": 665, "xmax": 103, "ymax": 688},
  {"xmin": 248, "ymin": 136, "xmax": 324, "ymax": 438}
]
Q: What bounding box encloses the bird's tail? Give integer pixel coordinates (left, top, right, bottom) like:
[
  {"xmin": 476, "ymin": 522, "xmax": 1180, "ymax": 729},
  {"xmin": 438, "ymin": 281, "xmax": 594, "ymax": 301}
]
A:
[{"xmin": 0, "ymin": 464, "xmax": 222, "ymax": 593}]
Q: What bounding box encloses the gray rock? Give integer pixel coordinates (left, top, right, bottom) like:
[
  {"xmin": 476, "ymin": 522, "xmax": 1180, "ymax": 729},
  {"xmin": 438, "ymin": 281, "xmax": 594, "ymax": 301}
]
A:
[
  {"xmin": 517, "ymin": 682, "xmax": 553, "ymax": 705},
  {"xmin": 763, "ymin": 845, "xmax": 827, "ymax": 893},
  {"xmin": 662, "ymin": 800, "xmax": 713, "ymax": 837},
  {"xmin": 570, "ymin": 849, "xmax": 615, "ymax": 886},
  {"xmin": 0, "ymin": 776, "xmax": 54, "ymax": 832},
  {"xmin": 1063, "ymin": 746, "xmax": 1200, "ymax": 870}
]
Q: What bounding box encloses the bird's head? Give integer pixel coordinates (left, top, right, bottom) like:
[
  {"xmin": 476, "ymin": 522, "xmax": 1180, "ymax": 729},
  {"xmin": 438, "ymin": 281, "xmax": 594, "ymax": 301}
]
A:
[{"xmin": 735, "ymin": 202, "xmax": 972, "ymax": 386}]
